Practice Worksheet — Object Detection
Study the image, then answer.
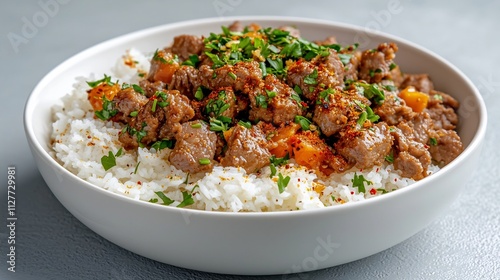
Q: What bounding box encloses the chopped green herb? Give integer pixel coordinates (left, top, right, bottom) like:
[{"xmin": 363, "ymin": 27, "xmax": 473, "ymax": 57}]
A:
[
  {"xmin": 385, "ymin": 152, "xmax": 394, "ymax": 163},
  {"xmin": 191, "ymin": 122, "xmax": 202, "ymax": 129},
  {"xmin": 355, "ymin": 82, "xmax": 385, "ymax": 105},
  {"xmin": 228, "ymin": 72, "xmax": 237, "ymax": 80},
  {"xmin": 182, "ymin": 54, "xmax": 200, "ymax": 67},
  {"xmin": 129, "ymin": 111, "xmax": 138, "ymax": 117},
  {"xmin": 115, "ymin": 147, "xmax": 123, "ymax": 157},
  {"xmin": 317, "ymin": 88, "xmax": 335, "ymax": 104},
  {"xmin": 101, "ymin": 151, "xmax": 118, "ymax": 171},
  {"xmin": 94, "ymin": 96, "xmax": 118, "ymax": 121},
  {"xmin": 154, "ymin": 191, "xmax": 174, "ymax": 205},
  {"xmin": 238, "ymin": 120, "xmax": 252, "ymax": 129},
  {"xmin": 152, "ymin": 49, "xmax": 168, "ymax": 64},
  {"xmin": 199, "ymin": 158, "xmax": 211, "ymax": 165},
  {"xmin": 433, "ymin": 94, "xmax": 443, "ymax": 101},
  {"xmin": 134, "ymin": 161, "xmax": 141, "ymax": 174},
  {"xmin": 255, "ymin": 94, "xmax": 268, "ymax": 109},
  {"xmin": 389, "ymin": 63, "xmax": 397, "ymax": 71},
  {"xmin": 209, "ymin": 117, "xmax": 229, "ymax": 132},
  {"xmin": 194, "ymin": 87, "xmax": 204, "ymax": 101},
  {"xmin": 376, "ymin": 188, "xmax": 388, "ymax": 194},
  {"xmin": 259, "ymin": 61, "xmax": 267, "ymax": 77},
  {"xmin": 294, "ymin": 115, "xmax": 311, "ymax": 130},
  {"xmin": 304, "ymin": 69, "xmax": 318, "ymax": 85},
  {"xmin": 132, "ymin": 84, "xmax": 145, "ymax": 95},
  {"xmin": 270, "ymin": 154, "xmax": 289, "ymax": 166},
  {"xmin": 183, "ymin": 173, "xmax": 190, "ymax": 185},
  {"xmin": 290, "ymin": 92, "xmax": 303, "ymax": 108},
  {"xmin": 151, "ymin": 99, "xmax": 158, "ymax": 112},
  {"xmin": 293, "ymin": 85, "xmax": 303, "ymax": 95},
  {"xmin": 86, "ymin": 74, "xmax": 114, "ymax": 88},
  {"xmin": 266, "ymin": 90, "xmax": 277, "ymax": 98},
  {"xmin": 270, "ymin": 163, "xmax": 277, "ymax": 178},
  {"xmin": 338, "ymin": 53, "xmax": 352, "ymax": 65},
  {"xmin": 151, "ymin": 139, "xmax": 175, "ymax": 151},
  {"xmin": 177, "ymin": 191, "xmax": 195, "ymax": 208},
  {"xmin": 351, "ymin": 173, "xmax": 372, "ymax": 194},
  {"xmin": 429, "ymin": 137, "xmax": 438, "ymax": 146},
  {"xmin": 277, "ymin": 173, "xmax": 291, "ymax": 193}
]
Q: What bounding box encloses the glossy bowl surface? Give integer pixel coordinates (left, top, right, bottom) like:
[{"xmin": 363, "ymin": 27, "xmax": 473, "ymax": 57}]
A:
[{"xmin": 24, "ymin": 16, "xmax": 486, "ymax": 275}]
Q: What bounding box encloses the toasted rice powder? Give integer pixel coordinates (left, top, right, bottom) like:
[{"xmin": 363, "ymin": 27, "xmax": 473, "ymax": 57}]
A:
[{"xmin": 50, "ymin": 48, "xmax": 439, "ymax": 212}]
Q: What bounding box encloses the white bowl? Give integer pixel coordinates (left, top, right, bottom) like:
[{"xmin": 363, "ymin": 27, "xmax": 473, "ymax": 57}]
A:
[{"xmin": 24, "ymin": 16, "xmax": 487, "ymax": 275}]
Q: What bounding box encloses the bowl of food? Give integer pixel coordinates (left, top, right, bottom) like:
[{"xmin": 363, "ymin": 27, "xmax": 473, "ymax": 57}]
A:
[{"xmin": 24, "ymin": 16, "xmax": 486, "ymax": 275}]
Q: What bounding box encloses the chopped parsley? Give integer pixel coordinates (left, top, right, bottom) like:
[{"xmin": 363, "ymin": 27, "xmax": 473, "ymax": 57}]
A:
[
  {"xmin": 338, "ymin": 53, "xmax": 352, "ymax": 65},
  {"xmin": 199, "ymin": 158, "xmax": 211, "ymax": 165},
  {"xmin": 132, "ymin": 84, "xmax": 145, "ymax": 95},
  {"xmin": 389, "ymin": 62, "xmax": 397, "ymax": 71},
  {"xmin": 152, "ymin": 49, "xmax": 168, "ymax": 64},
  {"xmin": 317, "ymin": 88, "xmax": 335, "ymax": 104},
  {"xmin": 182, "ymin": 54, "xmax": 200, "ymax": 67},
  {"xmin": 153, "ymin": 191, "xmax": 174, "ymax": 205},
  {"xmin": 177, "ymin": 191, "xmax": 195, "ymax": 208},
  {"xmin": 294, "ymin": 115, "xmax": 311, "ymax": 130},
  {"xmin": 238, "ymin": 120, "xmax": 252, "ymax": 129},
  {"xmin": 151, "ymin": 139, "xmax": 175, "ymax": 151},
  {"xmin": 304, "ymin": 69, "xmax": 318, "ymax": 85},
  {"xmin": 355, "ymin": 82, "xmax": 385, "ymax": 105},
  {"xmin": 351, "ymin": 173, "xmax": 373, "ymax": 194},
  {"xmin": 255, "ymin": 94, "xmax": 268, "ymax": 109},
  {"xmin": 134, "ymin": 161, "xmax": 141, "ymax": 174},
  {"xmin": 100, "ymin": 148, "xmax": 123, "ymax": 171},
  {"xmin": 94, "ymin": 96, "xmax": 118, "ymax": 121},
  {"xmin": 194, "ymin": 87, "xmax": 204, "ymax": 101},
  {"xmin": 429, "ymin": 137, "xmax": 438, "ymax": 146},
  {"xmin": 86, "ymin": 74, "xmax": 115, "ymax": 88},
  {"xmin": 277, "ymin": 173, "xmax": 291, "ymax": 194}
]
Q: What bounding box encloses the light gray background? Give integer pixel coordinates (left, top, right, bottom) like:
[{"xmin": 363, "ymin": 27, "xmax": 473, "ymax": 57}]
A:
[{"xmin": 1, "ymin": 0, "xmax": 499, "ymax": 279}]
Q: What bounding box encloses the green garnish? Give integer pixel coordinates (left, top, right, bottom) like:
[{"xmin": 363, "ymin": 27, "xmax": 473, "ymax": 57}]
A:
[
  {"xmin": 317, "ymin": 88, "xmax": 335, "ymax": 104},
  {"xmin": 228, "ymin": 72, "xmax": 237, "ymax": 80},
  {"xmin": 132, "ymin": 84, "xmax": 145, "ymax": 95},
  {"xmin": 238, "ymin": 120, "xmax": 252, "ymax": 129},
  {"xmin": 95, "ymin": 96, "xmax": 118, "ymax": 121},
  {"xmin": 199, "ymin": 158, "xmax": 211, "ymax": 165},
  {"xmin": 151, "ymin": 139, "xmax": 175, "ymax": 151},
  {"xmin": 152, "ymin": 49, "xmax": 168, "ymax": 64},
  {"xmin": 191, "ymin": 123, "xmax": 202, "ymax": 129},
  {"xmin": 154, "ymin": 191, "xmax": 174, "ymax": 205},
  {"xmin": 182, "ymin": 54, "xmax": 200, "ymax": 67},
  {"xmin": 177, "ymin": 191, "xmax": 195, "ymax": 208},
  {"xmin": 355, "ymin": 82, "xmax": 385, "ymax": 105},
  {"xmin": 100, "ymin": 148, "xmax": 123, "ymax": 171},
  {"xmin": 206, "ymin": 90, "xmax": 230, "ymax": 117},
  {"xmin": 277, "ymin": 173, "xmax": 291, "ymax": 194},
  {"xmin": 194, "ymin": 87, "xmax": 204, "ymax": 101},
  {"xmin": 86, "ymin": 74, "xmax": 115, "ymax": 88},
  {"xmin": 209, "ymin": 117, "xmax": 229, "ymax": 132},
  {"xmin": 429, "ymin": 137, "xmax": 438, "ymax": 146},
  {"xmin": 351, "ymin": 173, "xmax": 373, "ymax": 194},
  {"xmin": 129, "ymin": 111, "xmax": 138, "ymax": 117},
  {"xmin": 134, "ymin": 161, "xmax": 141, "ymax": 174},
  {"xmin": 304, "ymin": 69, "xmax": 318, "ymax": 85},
  {"xmin": 389, "ymin": 63, "xmax": 397, "ymax": 71},
  {"xmin": 384, "ymin": 152, "xmax": 394, "ymax": 163},
  {"xmin": 255, "ymin": 94, "xmax": 268, "ymax": 109},
  {"xmin": 294, "ymin": 115, "xmax": 311, "ymax": 130},
  {"xmin": 269, "ymin": 154, "xmax": 289, "ymax": 178},
  {"xmin": 151, "ymin": 99, "xmax": 158, "ymax": 112},
  {"xmin": 266, "ymin": 90, "xmax": 277, "ymax": 98},
  {"xmin": 338, "ymin": 53, "xmax": 352, "ymax": 65}
]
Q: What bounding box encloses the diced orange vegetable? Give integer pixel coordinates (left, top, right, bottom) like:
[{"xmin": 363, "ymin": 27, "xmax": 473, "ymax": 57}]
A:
[
  {"xmin": 398, "ymin": 86, "xmax": 429, "ymax": 113},
  {"xmin": 269, "ymin": 123, "xmax": 301, "ymax": 158},
  {"xmin": 152, "ymin": 62, "xmax": 179, "ymax": 84},
  {"xmin": 289, "ymin": 131, "xmax": 328, "ymax": 171},
  {"xmin": 223, "ymin": 126, "xmax": 235, "ymax": 142},
  {"xmin": 87, "ymin": 83, "xmax": 121, "ymax": 111}
]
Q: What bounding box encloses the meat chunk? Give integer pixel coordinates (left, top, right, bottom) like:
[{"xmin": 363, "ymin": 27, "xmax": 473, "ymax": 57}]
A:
[
  {"xmin": 374, "ymin": 91, "xmax": 413, "ymax": 126},
  {"xmin": 287, "ymin": 53, "xmax": 344, "ymax": 101},
  {"xmin": 170, "ymin": 35, "xmax": 204, "ymax": 62},
  {"xmin": 221, "ymin": 125, "xmax": 271, "ymax": 173},
  {"xmin": 400, "ymin": 74, "xmax": 434, "ymax": 94},
  {"xmin": 314, "ymin": 36, "xmax": 337, "ymax": 46},
  {"xmin": 313, "ymin": 89, "xmax": 370, "ymax": 137},
  {"xmin": 428, "ymin": 129, "xmax": 463, "ymax": 165},
  {"xmin": 425, "ymin": 90, "xmax": 459, "ymax": 130},
  {"xmin": 138, "ymin": 79, "xmax": 166, "ymax": 98},
  {"xmin": 204, "ymin": 87, "xmax": 238, "ymax": 119},
  {"xmin": 391, "ymin": 127, "xmax": 432, "ymax": 180},
  {"xmin": 199, "ymin": 61, "xmax": 263, "ymax": 93},
  {"xmin": 113, "ymin": 87, "xmax": 148, "ymax": 123},
  {"xmin": 169, "ymin": 65, "xmax": 201, "ymax": 99},
  {"xmin": 396, "ymin": 112, "xmax": 434, "ymax": 145},
  {"xmin": 228, "ymin": 21, "xmax": 243, "ymax": 32},
  {"xmin": 248, "ymin": 75, "xmax": 303, "ymax": 125},
  {"xmin": 342, "ymin": 51, "xmax": 361, "ymax": 82},
  {"xmin": 169, "ymin": 121, "xmax": 217, "ymax": 173},
  {"xmin": 358, "ymin": 42, "xmax": 398, "ymax": 83},
  {"xmin": 158, "ymin": 90, "xmax": 195, "ymax": 139},
  {"xmin": 335, "ymin": 122, "xmax": 393, "ymax": 169}
]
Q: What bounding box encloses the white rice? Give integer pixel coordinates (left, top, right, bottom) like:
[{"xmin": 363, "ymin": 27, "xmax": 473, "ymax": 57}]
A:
[{"xmin": 51, "ymin": 49, "xmax": 440, "ymax": 212}]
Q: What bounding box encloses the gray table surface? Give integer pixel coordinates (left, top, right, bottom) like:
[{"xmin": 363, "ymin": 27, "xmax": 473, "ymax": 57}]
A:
[{"xmin": 1, "ymin": 0, "xmax": 499, "ymax": 279}]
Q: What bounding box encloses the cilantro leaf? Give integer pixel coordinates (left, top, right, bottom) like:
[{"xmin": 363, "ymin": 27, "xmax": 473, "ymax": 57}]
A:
[
  {"xmin": 351, "ymin": 173, "xmax": 372, "ymax": 194},
  {"xmin": 304, "ymin": 69, "xmax": 318, "ymax": 85},
  {"xmin": 154, "ymin": 191, "xmax": 174, "ymax": 205},
  {"xmin": 177, "ymin": 191, "xmax": 195, "ymax": 208},
  {"xmin": 101, "ymin": 151, "xmax": 116, "ymax": 171},
  {"xmin": 277, "ymin": 173, "xmax": 291, "ymax": 194}
]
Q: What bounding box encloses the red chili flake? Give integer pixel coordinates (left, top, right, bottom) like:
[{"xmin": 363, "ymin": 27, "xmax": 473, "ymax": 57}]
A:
[
  {"xmin": 350, "ymin": 191, "xmax": 354, "ymax": 195},
  {"xmin": 394, "ymin": 178, "xmax": 398, "ymax": 182},
  {"xmin": 337, "ymin": 198, "xmax": 342, "ymax": 202},
  {"xmin": 137, "ymin": 181, "xmax": 142, "ymax": 185},
  {"xmin": 376, "ymin": 167, "xmax": 379, "ymax": 172},
  {"xmin": 297, "ymin": 178, "xmax": 301, "ymax": 182},
  {"xmin": 370, "ymin": 188, "xmax": 377, "ymax": 195}
]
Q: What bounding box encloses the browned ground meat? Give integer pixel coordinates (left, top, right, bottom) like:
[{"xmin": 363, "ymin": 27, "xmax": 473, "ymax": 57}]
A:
[
  {"xmin": 428, "ymin": 129, "xmax": 463, "ymax": 165},
  {"xmin": 113, "ymin": 87, "xmax": 148, "ymax": 123},
  {"xmin": 358, "ymin": 42, "xmax": 398, "ymax": 84},
  {"xmin": 396, "ymin": 112, "xmax": 434, "ymax": 145},
  {"xmin": 248, "ymin": 75, "xmax": 303, "ymax": 125},
  {"xmin": 391, "ymin": 127, "xmax": 431, "ymax": 180},
  {"xmin": 158, "ymin": 90, "xmax": 195, "ymax": 139},
  {"xmin": 313, "ymin": 89, "xmax": 370, "ymax": 137},
  {"xmin": 425, "ymin": 90, "xmax": 459, "ymax": 130},
  {"xmin": 400, "ymin": 74, "xmax": 434, "ymax": 93},
  {"xmin": 335, "ymin": 122, "xmax": 393, "ymax": 169},
  {"xmin": 221, "ymin": 125, "xmax": 271, "ymax": 173},
  {"xmin": 139, "ymin": 79, "xmax": 166, "ymax": 98},
  {"xmin": 199, "ymin": 61, "xmax": 262, "ymax": 93},
  {"xmin": 374, "ymin": 91, "xmax": 413, "ymax": 125},
  {"xmin": 169, "ymin": 121, "xmax": 217, "ymax": 173},
  {"xmin": 204, "ymin": 87, "xmax": 238, "ymax": 119},
  {"xmin": 170, "ymin": 35, "xmax": 204, "ymax": 62},
  {"xmin": 168, "ymin": 66, "xmax": 201, "ymax": 99}
]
